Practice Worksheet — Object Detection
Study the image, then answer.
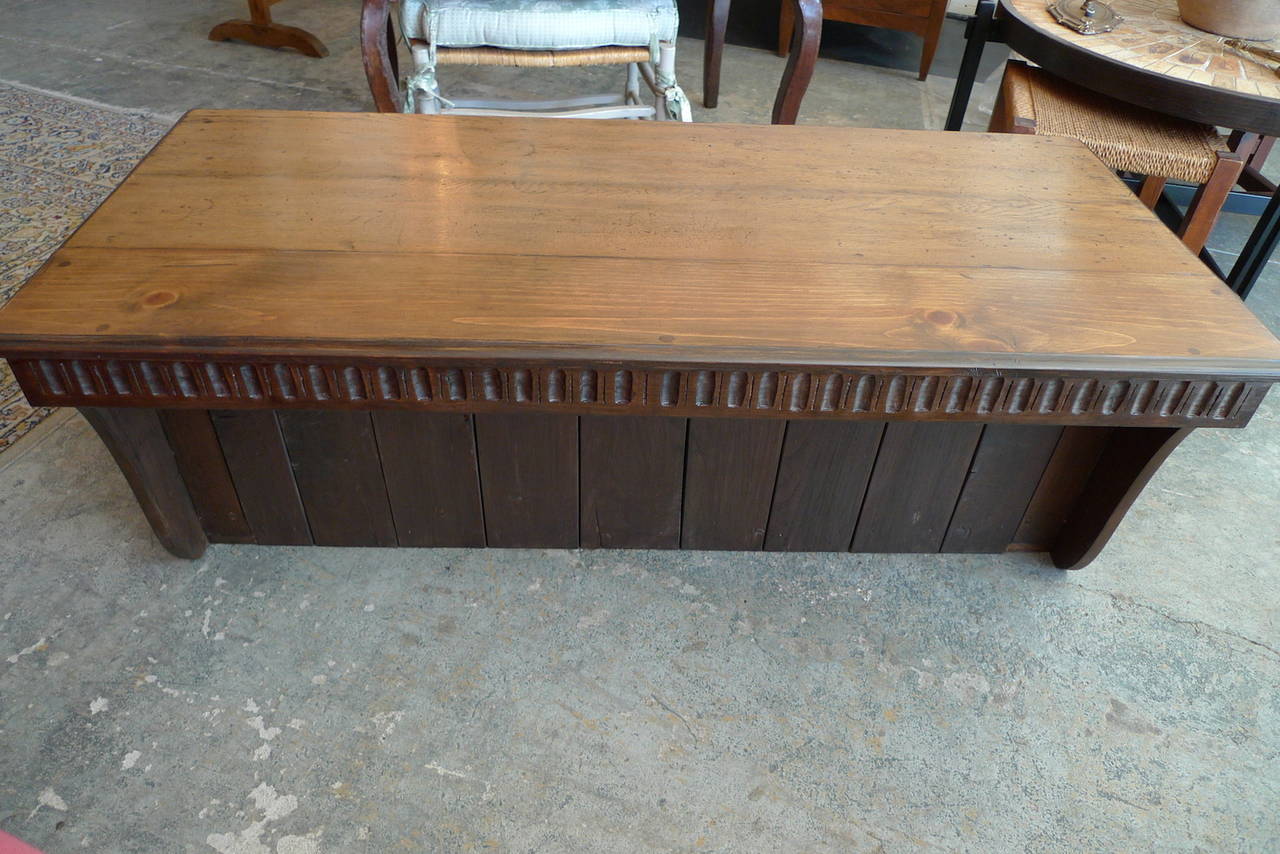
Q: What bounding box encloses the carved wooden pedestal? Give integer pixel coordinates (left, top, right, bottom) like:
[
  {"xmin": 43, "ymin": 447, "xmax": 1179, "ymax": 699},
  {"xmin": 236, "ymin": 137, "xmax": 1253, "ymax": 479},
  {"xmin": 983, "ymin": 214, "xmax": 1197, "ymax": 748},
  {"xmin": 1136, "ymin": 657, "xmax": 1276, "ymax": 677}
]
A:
[
  {"xmin": 208, "ymin": 0, "xmax": 328, "ymax": 58},
  {"xmin": 2, "ymin": 112, "xmax": 1278, "ymax": 569}
]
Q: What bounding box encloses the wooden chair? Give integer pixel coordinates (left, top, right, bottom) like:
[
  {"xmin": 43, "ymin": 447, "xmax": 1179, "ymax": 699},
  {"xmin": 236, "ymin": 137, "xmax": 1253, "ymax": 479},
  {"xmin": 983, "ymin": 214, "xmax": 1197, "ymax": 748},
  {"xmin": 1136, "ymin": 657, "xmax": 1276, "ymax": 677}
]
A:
[
  {"xmin": 990, "ymin": 60, "xmax": 1243, "ymax": 254},
  {"xmin": 778, "ymin": 0, "xmax": 950, "ymax": 81},
  {"xmin": 361, "ymin": 0, "xmax": 690, "ymax": 121}
]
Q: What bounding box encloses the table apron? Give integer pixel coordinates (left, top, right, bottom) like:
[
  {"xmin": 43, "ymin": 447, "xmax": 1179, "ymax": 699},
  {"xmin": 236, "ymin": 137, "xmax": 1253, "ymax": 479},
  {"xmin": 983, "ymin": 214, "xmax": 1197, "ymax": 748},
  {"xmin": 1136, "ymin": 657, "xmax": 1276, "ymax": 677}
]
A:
[
  {"xmin": 80, "ymin": 406, "xmax": 1193, "ymax": 569},
  {"xmin": 8, "ymin": 357, "xmax": 1273, "ymax": 429}
]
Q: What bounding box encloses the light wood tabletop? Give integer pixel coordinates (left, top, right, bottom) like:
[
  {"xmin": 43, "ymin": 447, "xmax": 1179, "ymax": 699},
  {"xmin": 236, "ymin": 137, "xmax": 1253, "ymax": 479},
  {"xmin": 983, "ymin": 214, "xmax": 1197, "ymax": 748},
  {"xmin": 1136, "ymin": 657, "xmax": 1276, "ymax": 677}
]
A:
[{"xmin": 2, "ymin": 110, "xmax": 1279, "ymax": 379}]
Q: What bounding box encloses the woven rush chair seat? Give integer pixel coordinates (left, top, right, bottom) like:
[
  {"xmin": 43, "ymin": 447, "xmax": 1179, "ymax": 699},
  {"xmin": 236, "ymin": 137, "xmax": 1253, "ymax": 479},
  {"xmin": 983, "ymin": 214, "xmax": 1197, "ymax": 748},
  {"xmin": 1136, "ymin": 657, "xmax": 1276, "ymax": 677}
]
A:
[
  {"xmin": 400, "ymin": 0, "xmax": 678, "ymax": 51},
  {"xmin": 990, "ymin": 60, "xmax": 1243, "ymax": 254},
  {"xmin": 432, "ymin": 45, "xmax": 650, "ymax": 66},
  {"xmin": 370, "ymin": 0, "xmax": 691, "ymax": 120},
  {"xmin": 1002, "ymin": 61, "xmax": 1223, "ymax": 185}
]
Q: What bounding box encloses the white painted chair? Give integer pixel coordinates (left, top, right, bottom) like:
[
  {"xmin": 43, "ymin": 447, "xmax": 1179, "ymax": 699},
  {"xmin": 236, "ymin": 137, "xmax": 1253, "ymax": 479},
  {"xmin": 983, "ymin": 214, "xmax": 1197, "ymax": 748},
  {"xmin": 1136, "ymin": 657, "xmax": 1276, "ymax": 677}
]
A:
[{"xmin": 362, "ymin": 0, "xmax": 691, "ymax": 121}]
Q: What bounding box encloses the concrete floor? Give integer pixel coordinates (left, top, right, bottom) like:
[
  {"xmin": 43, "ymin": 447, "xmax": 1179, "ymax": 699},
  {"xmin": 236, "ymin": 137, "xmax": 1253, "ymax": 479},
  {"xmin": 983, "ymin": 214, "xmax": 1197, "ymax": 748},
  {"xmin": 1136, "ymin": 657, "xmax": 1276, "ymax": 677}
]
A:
[{"xmin": 1, "ymin": 1, "xmax": 1279, "ymax": 852}]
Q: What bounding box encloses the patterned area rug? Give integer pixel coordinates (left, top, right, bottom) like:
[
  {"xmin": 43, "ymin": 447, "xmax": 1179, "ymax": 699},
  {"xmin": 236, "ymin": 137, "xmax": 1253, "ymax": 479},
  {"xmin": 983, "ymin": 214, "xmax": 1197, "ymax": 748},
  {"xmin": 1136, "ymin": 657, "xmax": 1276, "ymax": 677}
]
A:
[{"xmin": 0, "ymin": 84, "xmax": 170, "ymax": 452}]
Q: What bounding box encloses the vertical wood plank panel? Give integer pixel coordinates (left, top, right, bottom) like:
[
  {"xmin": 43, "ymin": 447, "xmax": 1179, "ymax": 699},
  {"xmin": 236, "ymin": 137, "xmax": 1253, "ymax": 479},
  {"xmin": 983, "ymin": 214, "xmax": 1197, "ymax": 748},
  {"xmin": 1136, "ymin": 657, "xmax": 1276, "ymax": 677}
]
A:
[
  {"xmin": 80, "ymin": 407, "xmax": 208, "ymax": 559},
  {"xmin": 1012, "ymin": 427, "xmax": 1115, "ymax": 549},
  {"xmin": 681, "ymin": 418, "xmax": 786, "ymax": 550},
  {"xmin": 278, "ymin": 411, "xmax": 398, "ymax": 547},
  {"xmin": 474, "ymin": 413, "xmax": 578, "ymax": 548},
  {"xmin": 580, "ymin": 415, "xmax": 686, "ymax": 549},
  {"xmin": 372, "ymin": 411, "xmax": 485, "ymax": 547},
  {"xmin": 211, "ymin": 410, "xmax": 312, "ymax": 545},
  {"xmin": 159, "ymin": 409, "xmax": 254, "ymax": 543},
  {"xmin": 942, "ymin": 425, "xmax": 1065, "ymax": 553},
  {"xmin": 766, "ymin": 421, "xmax": 884, "ymax": 551},
  {"xmin": 851, "ymin": 421, "xmax": 983, "ymax": 553}
]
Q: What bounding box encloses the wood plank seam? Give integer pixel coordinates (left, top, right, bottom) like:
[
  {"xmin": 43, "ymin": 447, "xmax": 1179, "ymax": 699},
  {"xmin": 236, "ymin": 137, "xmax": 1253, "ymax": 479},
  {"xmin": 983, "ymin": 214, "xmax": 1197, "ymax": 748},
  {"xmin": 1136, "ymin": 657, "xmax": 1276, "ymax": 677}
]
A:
[
  {"xmin": 939, "ymin": 424, "xmax": 989, "ymax": 552},
  {"xmin": 212, "ymin": 410, "xmax": 315, "ymax": 545},
  {"xmin": 844, "ymin": 423, "xmax": 890, "ymax": 551},
  {"xmin": 469, "ymin": 413, "xmax": 489, "ymax": 547},
  {"xmin": 759, "ymin": 420, "xmax": 793, "ymax": 545},
  {"xmin": 365, "ymin": 411, "xmax": 403, "ymax": 546}
]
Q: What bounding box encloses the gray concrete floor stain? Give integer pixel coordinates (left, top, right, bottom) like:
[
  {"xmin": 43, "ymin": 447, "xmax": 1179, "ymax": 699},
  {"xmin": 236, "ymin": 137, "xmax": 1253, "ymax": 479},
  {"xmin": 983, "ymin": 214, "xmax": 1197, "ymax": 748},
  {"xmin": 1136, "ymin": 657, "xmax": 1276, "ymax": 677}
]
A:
[{"xmin": 1, "ymin": 1, "xmax": 1278, "ymax": 852}]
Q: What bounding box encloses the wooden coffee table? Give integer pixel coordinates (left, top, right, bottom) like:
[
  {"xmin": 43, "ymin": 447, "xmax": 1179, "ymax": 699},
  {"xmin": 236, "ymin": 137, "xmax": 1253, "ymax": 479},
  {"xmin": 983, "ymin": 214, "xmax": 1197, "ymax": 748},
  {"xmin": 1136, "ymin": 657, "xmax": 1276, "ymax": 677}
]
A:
[{"xmin": 2, "ymin": 111, "xmax": 1279, "ymax": 568}]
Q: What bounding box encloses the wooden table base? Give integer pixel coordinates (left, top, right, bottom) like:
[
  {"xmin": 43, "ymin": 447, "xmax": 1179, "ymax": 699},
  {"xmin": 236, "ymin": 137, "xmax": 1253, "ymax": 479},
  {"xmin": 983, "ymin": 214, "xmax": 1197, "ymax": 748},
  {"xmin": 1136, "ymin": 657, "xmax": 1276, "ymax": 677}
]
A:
[
  {"xmin": 208, "ymin": 0, "xmax": 328, "ymax": 58},
  {"xmin": 83, "ymin": 407, "xmax": 1188, "ymax": 569}
]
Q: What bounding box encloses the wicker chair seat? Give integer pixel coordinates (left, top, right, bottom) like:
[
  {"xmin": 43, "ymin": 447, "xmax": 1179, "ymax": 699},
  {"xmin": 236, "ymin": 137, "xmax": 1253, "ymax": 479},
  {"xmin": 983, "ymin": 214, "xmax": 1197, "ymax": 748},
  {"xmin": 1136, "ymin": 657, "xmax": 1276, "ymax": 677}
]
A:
[{"xmin": 1005, "ymin": 62, "xmax": 1224, "ymax": 186}]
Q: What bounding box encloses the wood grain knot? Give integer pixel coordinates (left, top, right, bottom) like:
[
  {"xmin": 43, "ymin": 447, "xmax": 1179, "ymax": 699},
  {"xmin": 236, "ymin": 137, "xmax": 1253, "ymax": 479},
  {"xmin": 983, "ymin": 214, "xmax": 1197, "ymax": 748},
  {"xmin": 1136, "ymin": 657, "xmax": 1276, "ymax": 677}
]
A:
[
  {"xmin": 142, "ymin": 291, "xmax": 179, "ymax": 309},
  {"xmin": 925, "ymin": 310, "xmax": 958, "ymax": 326}
]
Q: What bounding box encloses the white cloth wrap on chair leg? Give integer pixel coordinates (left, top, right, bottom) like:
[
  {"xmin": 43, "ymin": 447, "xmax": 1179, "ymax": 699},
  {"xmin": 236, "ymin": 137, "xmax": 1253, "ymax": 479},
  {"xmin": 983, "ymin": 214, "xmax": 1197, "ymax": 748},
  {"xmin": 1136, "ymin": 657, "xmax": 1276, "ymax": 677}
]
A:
[
  {"xmin": 406, "ymin": 43, "xmax": 452, "ymax": 113},
  {"xmin": 404, "ymin": 43, "xmax": 455, "ymax": 112},
  {"xmin": 639, "ymin": 42, "xmax": 690, "ymax": 122},
  {"xmin": 655, "ymin": 40, "xmax": 690, "ymax": 122}
]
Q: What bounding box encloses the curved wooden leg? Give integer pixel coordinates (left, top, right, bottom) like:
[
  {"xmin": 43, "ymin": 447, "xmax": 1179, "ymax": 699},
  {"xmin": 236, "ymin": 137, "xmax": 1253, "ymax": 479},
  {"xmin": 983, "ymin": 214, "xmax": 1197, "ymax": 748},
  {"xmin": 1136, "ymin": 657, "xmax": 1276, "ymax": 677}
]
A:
[
  {"xmin": 361, "ymin": 0, "xmax": 403, "ymax": 113},
  {"xmin": 386, "ymin": 13, "xmax": 400, "ymax": 85},
  {"xmin": 80, "ymin": 408, "xmax": 208, "ymax": 560},
  {"xmin": 1051, "ymin": 427, "xmax": 1191, "ymax": 570},
  {"xmin": 771, "ymin": 0, "xmax": 821, "ymax": 125},
  {"xmin": 703, "ymin": 0, "xmax": 732, "ymax": 108},
  {"xmin": 208, "ymin": 1, "xmax": 327, "ymax": 58},
  {"xmin": 778, "ymin": 0, "xmax": 794, "ymax": 57},
  {"xmin": 208, "ymin": 20, "xmax": 328, "ymax": 57}
]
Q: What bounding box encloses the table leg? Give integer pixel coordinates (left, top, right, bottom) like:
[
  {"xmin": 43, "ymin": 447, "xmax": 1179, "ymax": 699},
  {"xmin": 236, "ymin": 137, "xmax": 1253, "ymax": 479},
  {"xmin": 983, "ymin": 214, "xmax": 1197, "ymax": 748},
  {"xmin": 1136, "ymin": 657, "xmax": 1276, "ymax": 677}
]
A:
[
  {"xmin": 944, "ymin": 0, "xmax": 996, "ymax": 132},
  {"xmin": 80, "ymin": 408, "xmax": 208, "ymax": 560},
  {"xmin": 771, "ymin": 0, "xmax": 822, "ymax": 125},
  {"xmin": 703, "ymin": 0, "xmax": 731, "ymax": 108},
  {"xmin": 1228, "ymin": 189, "xmax": 1280, "ymax": 300},
  {"xmin": 1051, "ymin": 427, "xmax": 1190, "ymax": 570}
]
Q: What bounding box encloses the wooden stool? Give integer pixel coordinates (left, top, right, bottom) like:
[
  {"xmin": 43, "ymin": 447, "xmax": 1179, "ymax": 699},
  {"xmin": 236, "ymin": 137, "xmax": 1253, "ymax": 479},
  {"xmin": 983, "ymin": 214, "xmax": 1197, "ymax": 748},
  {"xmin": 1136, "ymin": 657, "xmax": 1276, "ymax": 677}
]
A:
[
  {"xmin": 991, "ymin": 60, "xmax": 1243, "ymax": 254},
  {"xmin": 779, "ymin": 0, "xmax": 950, "ymax": 81}
]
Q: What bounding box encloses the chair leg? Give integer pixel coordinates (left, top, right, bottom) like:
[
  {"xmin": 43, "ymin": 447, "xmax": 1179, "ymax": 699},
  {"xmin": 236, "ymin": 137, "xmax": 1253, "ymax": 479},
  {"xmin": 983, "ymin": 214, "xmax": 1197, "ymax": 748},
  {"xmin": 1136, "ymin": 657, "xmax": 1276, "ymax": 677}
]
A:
[
  {"xmin": 361, "ymin": 0, "xmax": 401, "ymax": 112},
  {"xmin": 703, "ymin": 0, "xmax": 732, "ymax": 108},
  {"xmin": 779, "ymin": 0, "xmax": 794, "ymax": 57},
  {"xmin": 987, "ymin": 62, "xmax": 1036, "ymax": 135},
  {"xmin": 626, "ymin": 63, "xmax": 642, "ymax": 105},
  {"xmin": 918, "ymin": 0, "xmax": 947, "ymax": 81},
  {"xmin": 1251, "ymin": 136, "xmax": 1275, "ymax": 171},
  {"xmin": 987, "ymin": 78, "xmax": 1008, "ymax": 132},
  {"xmin": 1137, "ymin": 176, "xmax": 1167, "ymax": 210},
  {"xmin": 1177, "ymin": 153, "xmax": 1245, "ymax": 254},
  {"xmin": 653, "ymin": 41, "xmax": 691, "ymax": 121},
  {"xmin": 386, "ymin": 13, "xmax": 399, "ymax": 84},
  {"xmin": 771, "ymin": 0, "xmax": 821, "ymax": 124},
  {"xmin": 406, "ymin": 46, "xmax": 442, "ymax": 114}
]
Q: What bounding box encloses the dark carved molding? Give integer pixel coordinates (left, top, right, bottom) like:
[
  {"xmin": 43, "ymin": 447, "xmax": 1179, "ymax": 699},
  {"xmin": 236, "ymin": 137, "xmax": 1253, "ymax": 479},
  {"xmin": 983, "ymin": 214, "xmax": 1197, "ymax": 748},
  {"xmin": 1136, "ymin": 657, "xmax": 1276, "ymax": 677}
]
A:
[{"xmin": 9, "ymin": 357, "xmax": 1270, "ymax": 427}]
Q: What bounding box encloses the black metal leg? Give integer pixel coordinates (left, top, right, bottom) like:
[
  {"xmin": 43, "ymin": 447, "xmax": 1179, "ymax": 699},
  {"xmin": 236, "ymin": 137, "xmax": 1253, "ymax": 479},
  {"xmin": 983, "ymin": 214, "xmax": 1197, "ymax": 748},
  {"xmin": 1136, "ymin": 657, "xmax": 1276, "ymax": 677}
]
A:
[
  {"xmin": 944, "ymin": 0, "xmax": 997, "ymax": 132},
  {"xmin": 1228, "ymin": 190, "xmax": 1280, "ymax": 300}
]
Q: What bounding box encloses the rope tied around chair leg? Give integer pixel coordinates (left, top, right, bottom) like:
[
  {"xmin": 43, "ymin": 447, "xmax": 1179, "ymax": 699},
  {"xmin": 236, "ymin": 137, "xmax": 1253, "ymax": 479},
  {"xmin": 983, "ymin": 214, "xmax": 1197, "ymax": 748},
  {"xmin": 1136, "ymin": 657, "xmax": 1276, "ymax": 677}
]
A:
[{"xmin": 404, "ymin": 66, "xmax": 456, "ymax": 113}]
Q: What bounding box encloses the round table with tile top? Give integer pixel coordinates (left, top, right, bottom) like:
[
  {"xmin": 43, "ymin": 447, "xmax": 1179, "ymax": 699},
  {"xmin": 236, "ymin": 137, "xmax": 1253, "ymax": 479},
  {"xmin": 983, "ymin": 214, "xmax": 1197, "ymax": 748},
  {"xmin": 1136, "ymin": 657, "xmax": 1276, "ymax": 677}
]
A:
[
  {"xmin": 1002, "ymin": 0, "xmax": 1280, "ymax": 136},
  {"xmin": 948, "ymin": 0, "xmax": 1280, "ymax": 298}
]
